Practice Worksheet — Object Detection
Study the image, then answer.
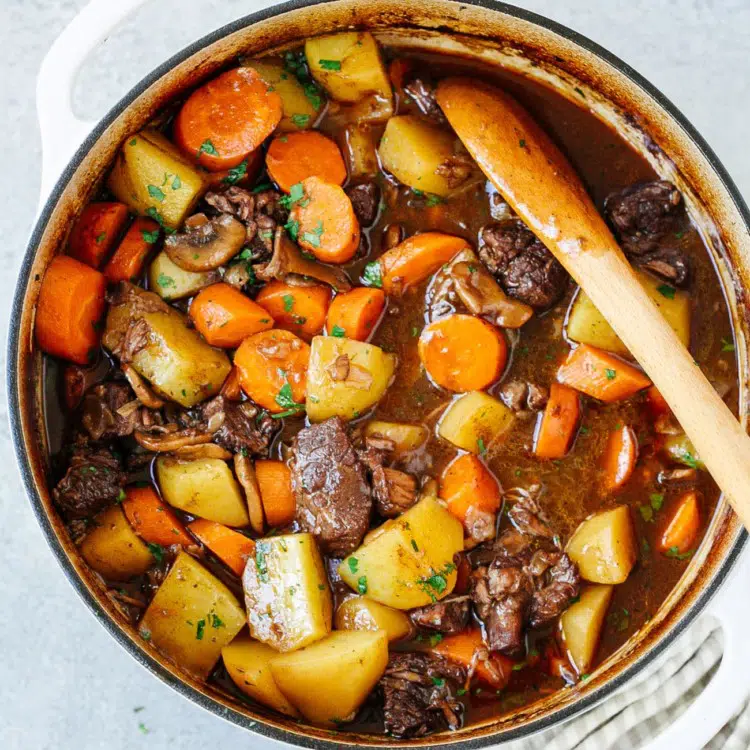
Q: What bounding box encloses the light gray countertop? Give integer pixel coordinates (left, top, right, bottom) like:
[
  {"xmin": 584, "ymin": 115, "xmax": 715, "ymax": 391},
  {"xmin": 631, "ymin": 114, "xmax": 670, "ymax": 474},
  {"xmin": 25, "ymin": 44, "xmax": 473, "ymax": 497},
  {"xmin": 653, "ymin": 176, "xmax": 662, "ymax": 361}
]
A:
[{"xmin": 1, "ymin": 1, "xmax": 749, "ymax": 748}]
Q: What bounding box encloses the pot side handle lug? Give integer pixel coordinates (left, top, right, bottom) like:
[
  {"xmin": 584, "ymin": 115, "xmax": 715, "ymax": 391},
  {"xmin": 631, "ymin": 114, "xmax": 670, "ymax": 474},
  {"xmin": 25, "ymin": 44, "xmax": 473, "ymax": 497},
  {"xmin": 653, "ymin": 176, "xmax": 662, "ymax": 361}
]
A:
[
  {"xmin": 36, "ymin": 0, "xmax": 150, "ymax": 208},
  {"xmin": 641, "ymin": 542, "xmax": 750, "ymax": 750}
]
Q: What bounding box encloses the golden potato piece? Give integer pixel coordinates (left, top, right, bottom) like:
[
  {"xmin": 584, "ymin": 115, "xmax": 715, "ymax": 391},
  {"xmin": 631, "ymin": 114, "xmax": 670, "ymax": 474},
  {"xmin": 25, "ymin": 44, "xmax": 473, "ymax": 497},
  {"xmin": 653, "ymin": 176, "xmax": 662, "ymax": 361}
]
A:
[
  {"xmin": 242, "ymin": 533, "xmax": 332, "ymax": 652},
  {"xmin": 566, "ymin": 270, "xmax": 690, "ymax": 356},
  {"xmin": 438, "ymin": 390, "xmax": 515, "ymax": 454},
  {"xmin": 79, "ymin": 505, "xmax": 153, "ymax": 581},
  {"xmin": 566, "ymin": 506, "xmax": 637, "ymax": 584},
  {"xmin": 335, "ymin": 597, "xmax": 412, "ymax": 642},
  {"xmin": 339, "ymin": 497, "xmax": 463, "ymax": 609},
  {"xmin": 222, "ymin": 635, "xmax": 300, "ymax": 717},
  {"xmin": 156, "ymin": 457, "xmax": 249, "ymax": 527},
  {"xmin": 560, "ymin": 584, "xmax": 614, "ymax": 674},
  {"xmin": 306, "ymin": 336, "xmax": 396, "ymax": 422},
  {"xmin": 139, "ymin": 551, "xmax": 245, "ymax": 678},
  {"xmin": 363, "ymin": 420, "xmax": 428, "ymax": 456},
  {"xmin": 148, "ymin": 251, "xmax": 218, "ymax": 301},
  {"xmin": 270, "ymin": 630, "xmax": 388, "ymax": 726},
  {"xmin": 344, "ymin": 124, "xmax": 379, "ymax": 177},
  {"xmin": 107, "ymin": 129, "xmax": 206, "ymax": 228}
]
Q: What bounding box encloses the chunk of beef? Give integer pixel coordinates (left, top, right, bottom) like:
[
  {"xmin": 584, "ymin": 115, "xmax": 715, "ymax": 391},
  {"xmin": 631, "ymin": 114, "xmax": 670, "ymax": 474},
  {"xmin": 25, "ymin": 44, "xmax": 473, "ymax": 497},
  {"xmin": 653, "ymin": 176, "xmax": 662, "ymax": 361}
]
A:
[
  {"xmin": 528, "ymin": 550, "xmax": 580, "ymax": 627},
  {"xmin": 357, "ymin": 437, "xmax": 418, "ymax": 518},
  {"xmin": 506, "ymin": 489, "xmax": 554, "ymax": 539},
  {"xmin": 604, "ymin": 180, "xmax": 683, "ymax": 254},
  {"xmin": 199, "ymin": 395, "xmax": 275, "ymax": 456},
  {"xmin": 81, "ymin": 382, "xmax": 141, "ymax": 440},
  {"xmin": 479, "ymin": 220, "xmax": 568, "ymax": 308},
  {"xmin": 380, "ymin": 652, "xmax": 465, "ymax": 738},
  {"xmin": 410, "ymin": 596, "xmax": 471, "ymax": 634},
  {"xmin": 499, "ymin": 380, "xmax": 549, "ymax": 417},
  {"xmin": 345, "ymin": 182, "xmax": 380, "ymax": 227},
  {"xmin": 434, "ymin": 153, "xmax": 475, "ymax": 189},
  {"xmin": 291, "ymin": 417, "xmax": 371, "ymax": 556},
  {"xmin": 403, "ymin": 76, "xmax": 446, "ymax": 123},
  {"xmin": 637, "ymin": 247, "xmax": 690, "ymax": 287},
  {"xmin": 54, "ymin": 444, "xmax": 126, "ymax": 519}
]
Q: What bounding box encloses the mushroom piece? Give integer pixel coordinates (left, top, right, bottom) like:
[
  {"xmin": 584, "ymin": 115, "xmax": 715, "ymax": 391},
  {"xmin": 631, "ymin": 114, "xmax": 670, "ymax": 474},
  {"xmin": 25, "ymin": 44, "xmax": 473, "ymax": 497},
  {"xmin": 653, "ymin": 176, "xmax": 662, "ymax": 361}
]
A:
[
  {"xmin": 164, "ymin": 212, "xmax": 247, "ymax": 272},
  {"xmin": 122, "ymin": 364, "xmax": 164, "ymax": 409},
  {"xmin": 256, "ymin": 228, "xmax": 352, "ymax": 292},
  {"xmin": 234, "ymin": 453, "xmax": 265, "ymax": 534},
  {"xmin": 133, "ymin": 427, "xmax": 214, "ymax": 452}
]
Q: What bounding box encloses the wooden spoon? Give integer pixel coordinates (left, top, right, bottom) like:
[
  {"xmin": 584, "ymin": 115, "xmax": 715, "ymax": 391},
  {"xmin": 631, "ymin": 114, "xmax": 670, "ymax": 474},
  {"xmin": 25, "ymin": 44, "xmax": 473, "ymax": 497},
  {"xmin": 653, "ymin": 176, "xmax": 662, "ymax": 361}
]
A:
[{"xmin": 436, "ymin": 77, "xmax": 750, "ymax": 530}]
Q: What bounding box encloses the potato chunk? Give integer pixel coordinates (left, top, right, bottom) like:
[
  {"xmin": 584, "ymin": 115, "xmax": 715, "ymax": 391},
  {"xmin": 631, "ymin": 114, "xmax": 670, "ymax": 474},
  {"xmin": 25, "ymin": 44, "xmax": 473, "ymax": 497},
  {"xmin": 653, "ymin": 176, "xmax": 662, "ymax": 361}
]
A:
[
  {"xmin": 139, "ymin": 551, "xmax": 245, "ymax": 678},
  {"xmin": 339, "ymin": 497, "xmax": 463, "ymax": 609},
  {"xmin": 560, "ymin": 584, "xmax": 613, "ymax": 674},
  {"xmin": 79, "ymin": 505, "xmax": 153, "ymax": 581},
  {"xmin": 222, "ymin": 635, "xmax": 300, "ymax": 717},
  {"xmin": 270, "ymin": 630, "xmax": 388, "ymax": 726},
  {"xmin": 566, "ymin": 505, "xmax": 637, "ymax": 584},
  {"xmin": 566, "ymin": 270, "xmax": 690, "ymax": 356},
  {"xmin": 242, "ymin": 533, "xmax": 332, "ymax": 652},
  {"xmin": 335, "ymin": 597, "xmax": 412, "ymax": 642},
  {"xmin": 156, "ymin": 457, "xmax": 249, "ymax": 527},
  {"xmin": 107, "ymin": 129, "xmax": 206, "ymax": 228},
  {"xmin": 247, "ymin": 59, "xmax": 320, "ymax": 131},
  {"xmin": 306, "ymin": 336, "xmax": 396, "ymax": 422},
  {"xmin": 363, "ymin": 420, "xmax": 428, "ymax": 456},
  {"xmin": 148, "ymin": 251, "xmax": 218, "ymax": 301},
  {"xmin": 438, "ymin": 391, "xmax": 515, "ymax": 454},
  {"xmin": 306, "ymin": 32, "xmax": 391, "ymax": 105},
  {"xmin": 379, "ymin": 115, "xmax": 474, "ymax": 197},
  {"xmin": 344, "ymin": 124, "xmax": 379, "ymax": 177}
]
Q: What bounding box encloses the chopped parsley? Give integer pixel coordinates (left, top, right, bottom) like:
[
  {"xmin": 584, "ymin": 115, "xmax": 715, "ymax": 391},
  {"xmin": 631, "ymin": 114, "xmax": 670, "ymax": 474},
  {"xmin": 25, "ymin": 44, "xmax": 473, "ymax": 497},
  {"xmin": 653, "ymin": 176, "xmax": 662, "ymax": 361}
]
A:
[
  {"xmin": 411, "ymin": 326, "xmax": 420, "ymax": 337},
  {"xmin": 117, "ymin": 488, "xmax": 126, "ymax": 503},
  {"xmin": 680, "ymin": 451, "xmax": 700, "ymax": 469},
  {"xmin": 147, "ymin": 543, "xmax": 164, "ymax": 564},
  {"xmin": 425, "ymin": 193, "xmax": 443, "ymax": 207},
  {"xmin": 210, "ymin": 613, "xmax": 224, "ymax": 629},
  {"xmin": 279, "ymin": 182, "xmax": 309, "ymax": 210},
  {"xmin": 319, "ymin": 59, "xmax": 342, "ymax": 70},
  {"xmin": 362, "ymin": 261, "xmax": 382, "ymax": 288},
  {"xmin": 638, "ymin": 504, "xmax": 654, "ymax": 523},
  {"xmin": 302, "ymin": 220, "xmax": 324, "ymax": 248},
  {"xmin": 171, "ymin": 175, "xmax": 181, "ymax": 190},
  {"xmin": 428, "ymin": 632, "xmax": 443, "ymax": 647},
  {"xmin": 657, "ymin": 284, "xmax": 676, "ymax": 300},
  {"xmin": 284, "ymin": 218, "xmax": 300, "ymax": 241},
  {"xmin": 156, "ymin": 273, "xmax": 175, "ymax": 289},
  {"xmin": 519, "ymin": 138, "xmax": 526, "ymax": 148},
  {"xmin": 721, "ymin": 337, "xmax": 735, "ymax": 352},
  {"xmin": 283, "ymin": 294, "xmax": 295, "ymax": 313},
  {"xmin": 357, "ymin": 575, "xmax": 368, "ymax": 594},
  {"xmin": 255, "ymin": 542, "xmax": 270, "ymax": 583},
  {"xmin": 291, "ymin": 113, "xmax": 311, "ymax": 127},
  {"xmin": 649, "ymin": 493, "xmax": 664, "ymax": 511},
  {"xmin": 574, "ymin": 86, "xmax": 586, "ymax": 98},
  {"xmin": 147, "ymin": 184, "xmax": 166, "ymax": 202},
  {"xmin": 138, "ymin": 722, "xmax": 149, "ymax": 735},
  {"xmin": 665, "ymin": 546, "xmax": 693, "ymax": 560},
  {"xmin": 477, "ymin": 437, "xmax": 487, "ymax": 456},
  {"xmin": 252, "ymin": 182, "xmax": 273, "ymax": 193},
  {"xmin": 223, "ymin": 159, "xmax": 248, "ymax": 185},
  {"xmin": 604, "ymin": 368, "xmax": 617, "ymax": 380},
  {"xmin": 411, "ymin": 539, "xmax": 419, "ymax": 552},
  {"xmin": 274, "ymin": 381, "xmax": 305, "ymax": 414},
  {"xmin": 431, "ymin": 676, "xmax": 446, "ymax": 687},
  {"xmin": 95, "ymin": 231, "xmax": 107, "ymax": 244},
  {"xmin": 456, "ymin": 687, "xmax": 467, "ymax": 696},
  {"xmin": 331, "ymin": 325, "xmax": 346, "ymax": 338},
  {"xmin": 197, "ymin": 139, "xmax": 218, "ymax": 157},
  {"xmin": 348, "ymin": 557, "xmax": 359, "ymax": 574},
  {"xmin": 141, "ymin": 228, "xmax": 159, "ymax": 244}
]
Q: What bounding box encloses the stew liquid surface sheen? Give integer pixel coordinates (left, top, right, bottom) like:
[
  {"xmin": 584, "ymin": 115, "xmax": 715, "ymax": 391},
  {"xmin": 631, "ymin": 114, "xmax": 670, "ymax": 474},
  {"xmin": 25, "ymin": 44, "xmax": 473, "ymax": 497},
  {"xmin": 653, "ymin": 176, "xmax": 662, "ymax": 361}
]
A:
[{"xmin": 38, "ymin": 35, "xmax": 736, "ymax": 738}]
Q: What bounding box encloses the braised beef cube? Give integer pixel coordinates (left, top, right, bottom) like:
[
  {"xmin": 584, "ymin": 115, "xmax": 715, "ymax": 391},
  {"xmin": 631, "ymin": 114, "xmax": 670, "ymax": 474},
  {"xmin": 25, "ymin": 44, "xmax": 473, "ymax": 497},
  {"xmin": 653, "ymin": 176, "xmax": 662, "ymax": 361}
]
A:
[
  {"xmin": 81, "ymin": 382, "xmax": 140, "ymax": 440},
  {"xmin": 346, "ymin": 182, "xmax": 380, "ymax": 227},
  {"xmin": 291, "ymin": 417, "xmax": 372, "ymax": 556},
  {"xmin": 637, "ymin": 247, "xmax": 690, "ymax": 287},
  {"xmin": 199, "ymin": 395, "xmax": 276, "ymax": 456},
  {"xmin": 409, "ymin": 596, "xmax": 471, "ymax": 634},
  {"xmin": 604, "ymin": 180, "xmax": 683, "ymax": 254},
  {"xmin": 403, "ymin": 75, "xmax": 446, "ymax": 123}
]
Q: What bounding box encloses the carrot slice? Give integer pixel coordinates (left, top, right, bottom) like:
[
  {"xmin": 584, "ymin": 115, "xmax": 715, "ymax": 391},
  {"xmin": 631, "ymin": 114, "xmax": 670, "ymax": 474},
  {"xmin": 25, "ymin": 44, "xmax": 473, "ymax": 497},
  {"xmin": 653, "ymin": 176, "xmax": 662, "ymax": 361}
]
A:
[
  {"xmin": 557, "ymin": 344, "xmax": 651, "ymax": 402},
  {"xmin": 188, "ymin": 519, "xmax": 255, "ymax": 577},
  {"xmin": 433, "ymin": 630, "xmax": 513, "ymax": 689},
  {"xmin": 35, "ymin": 256, "xmax": 106, "ymax": 365},
  {"xmin": 204, "ymin": 147, "xmax": 264, "ymax": 189},
  {"xmin": 659, "ymin": 490, "xmax": 701, "ymax": 554},
  {"xmin": 534, "ymin": 383, "xmax": 580, "ymax": 459},
  {"xmin": 326, "ymin": 287, "xmax": 386, "ymax": 341},
  {"xmin": 103, "ymin": 217, "xmax": 160, "ymax": 282},
  {"xmin": 220, "ymin": 367, "xmax": 243, "ymax": 402},
  {"xmin": 266, "ymin": 131, "xmax": 347, "ymax": 193},
  {"xmin": 601, "ymin": 424, "xmax": 639, "ymax": 492},
  {"xmin": 189, "ymin": 282, "xmax": 274, "ymax": 348},
  {"xmin": 375, "ymin": 232, "xmax": 469, "ymax": 295},
  {"xmin": 122, "ymin": 486, "xmax": 192, "ymax": 547},
  {"xmin": 254, "ymin": 280, "xmax": 331, "ymax": 341},
  {"xmin": 68, "ymin": 202, "xmax": 129, "ymax": 268},
  {"xmin": 418, "ymin": 314, "xmax": 507, "ymax": 392},
  {"xmin": 234, "ymin": 329, "xmax": 310, "ymax": 413},
  {"xmin": 255, "ymin": 460, "xmax": 296, "ymax": 527},
  {"xmin": 173, "ymin": 67, "xmax": 283, "ymax": 171},
  {"xmin": 440, "ymin": 453, "xmax": 501, "ymax": 523},
  {"xmin": 289, "ymin": 176, "xmax": 360, "ymax": 264}
]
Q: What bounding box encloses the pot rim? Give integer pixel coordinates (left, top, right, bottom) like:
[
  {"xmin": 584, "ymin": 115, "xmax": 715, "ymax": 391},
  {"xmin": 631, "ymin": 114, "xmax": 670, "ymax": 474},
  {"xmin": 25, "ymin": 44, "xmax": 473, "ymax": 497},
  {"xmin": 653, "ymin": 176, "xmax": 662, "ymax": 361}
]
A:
[{"xmin": 9, "ymin": 0, "xmax": 749, "ymax": 747}]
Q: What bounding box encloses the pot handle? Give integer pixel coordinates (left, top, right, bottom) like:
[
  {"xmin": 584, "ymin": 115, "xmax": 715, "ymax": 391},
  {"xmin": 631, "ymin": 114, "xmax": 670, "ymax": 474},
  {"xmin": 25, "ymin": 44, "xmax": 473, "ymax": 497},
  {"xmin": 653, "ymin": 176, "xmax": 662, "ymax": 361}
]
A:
[
  {"xmin": 36, "ymin": 0, "xmax": 150, "ymax": 205},
  {"xmin": 640, "ymin": 543, "xmax": 750, "ymax": 750}
]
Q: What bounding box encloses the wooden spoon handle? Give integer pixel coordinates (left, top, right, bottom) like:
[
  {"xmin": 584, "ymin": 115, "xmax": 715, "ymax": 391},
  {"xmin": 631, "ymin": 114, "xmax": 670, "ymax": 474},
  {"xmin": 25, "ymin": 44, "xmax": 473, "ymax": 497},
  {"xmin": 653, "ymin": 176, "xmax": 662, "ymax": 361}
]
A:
[{"xmin": 437, "ymin": 77, "xmax": 750, "ymax": 530}]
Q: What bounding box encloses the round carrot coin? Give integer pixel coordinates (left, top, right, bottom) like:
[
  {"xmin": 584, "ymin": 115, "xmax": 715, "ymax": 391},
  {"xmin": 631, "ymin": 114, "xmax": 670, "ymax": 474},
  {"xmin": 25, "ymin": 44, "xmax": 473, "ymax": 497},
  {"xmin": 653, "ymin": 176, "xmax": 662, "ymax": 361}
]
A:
[{"xmin": 266, "ymin": 131, "xmax": 347, "ymax": 193}]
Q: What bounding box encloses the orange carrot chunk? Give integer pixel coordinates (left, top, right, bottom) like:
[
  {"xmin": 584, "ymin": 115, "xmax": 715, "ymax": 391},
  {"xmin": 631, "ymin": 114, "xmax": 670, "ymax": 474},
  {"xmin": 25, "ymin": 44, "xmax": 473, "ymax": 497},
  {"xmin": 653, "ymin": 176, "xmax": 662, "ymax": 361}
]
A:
[
  {"xmin": 374, "ymin": 232, "xmax": 469, "ymax": 295},
  {"xmin": 557, "ymin": 344, "xmax": 651, "ymax": 402},
  {"xmin": 189, "ymin": 282, "xmax": 274, "ymax": 348},
  {"xmin": 173, "ymin": 67, "xmax": 283, "ymax": 171},
  {"xmin": 103, "ymin": 217, "xmax": 160, "ymax": 283},
  {"xmin": 35, "ymin": 256, "xmax": 106, "ymax": 365},
  {"xmin": 440, "ymin": 453, "xmax": 501, "ymax": 525},
  {"xmin": 534, "ymin": 383, "xmax": 580, "ymax": 459},
  {"xmin": 234, "ymin": 329, "xmax": 310, "ymax": 413},
  {"xmin": 433, "ymin": 630, "xmax": 513, "ymax": 689},
  {"xmin": 68, "ymin": 202, "xmax": 129, "ymax": 268},
  {"xmin": 326, "ymin": 287, "xmax": 386, "ymax": 341},
  {"xmin": 659, "ymin": 490, "xmax": 701, "ymax": 555},
  {"xmin": 255, "ymin": 460, "xmax": 296, "ymax": 528},
  {"xmin": 121, "ymin": 486, "xmax": 193, "ymax": 547},
  {"xmin": 204, "ymin": 147, "xmax": 264, "ymax": 189},
  {"xmin": 289, "ymin": 176, "xmax": 360, "ymax": 264},
  {"xmin": 601, "ymin": 424, "xmax": 639, "ymax": 492},
  {"xmin": 255, "ymin": 280, "xmax": 331, "ymax": 341},
  {"xmin": 418, "ymin": 314, "xmax": 507, "ymax": 392},
  {"xmin": 188, "ymin": 519, "xmax": 256, "ymax": 577},
  {"xmin": 266, "ymin": 131, "xmax": 347, "ymax": 193}
]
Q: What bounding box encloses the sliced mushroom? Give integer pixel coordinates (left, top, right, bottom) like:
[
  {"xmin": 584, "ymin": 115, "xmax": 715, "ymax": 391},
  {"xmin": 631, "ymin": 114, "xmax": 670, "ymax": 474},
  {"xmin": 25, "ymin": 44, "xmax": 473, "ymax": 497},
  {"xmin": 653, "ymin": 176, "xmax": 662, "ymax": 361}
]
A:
[
  {"xmin": 256, "ymin": 228, "xmax": 352, "ymax": 292},
  {"xmin": 234, "ymin": 453, "xmax": 265, "ymax": 534},
  {"xmin": 164, "ymin": 212, "xmax": 247, "ymax": 272},
  {"xmin": 122, "ymin": 364, "xmax": 164, "ymax": 409},
  {"xmin": 133, "ymin": 428, "xmax": 214, "ymax": 452}
]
